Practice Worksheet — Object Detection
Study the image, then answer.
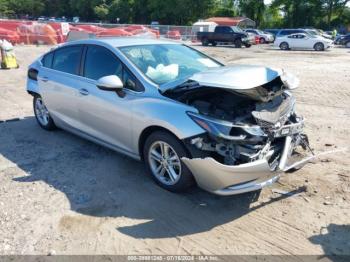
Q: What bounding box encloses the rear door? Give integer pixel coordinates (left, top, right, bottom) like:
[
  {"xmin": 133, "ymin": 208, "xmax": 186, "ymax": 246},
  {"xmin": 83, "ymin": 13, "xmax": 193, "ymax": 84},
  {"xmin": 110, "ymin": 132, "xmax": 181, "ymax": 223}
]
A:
[
  {"xmin": 38, "ymin": 45, "xmax": 84, "ymax": 129},
  {"xmin": 222, "ymin": 26, "xmax": 235, "ymax": 42},
  {"xmin": 214, "ymin": 26, "xmax": 225, "ymax": 41},
  {"xmin": 286, "ymin": 34, "xmax": 296, "ymax": 47}
]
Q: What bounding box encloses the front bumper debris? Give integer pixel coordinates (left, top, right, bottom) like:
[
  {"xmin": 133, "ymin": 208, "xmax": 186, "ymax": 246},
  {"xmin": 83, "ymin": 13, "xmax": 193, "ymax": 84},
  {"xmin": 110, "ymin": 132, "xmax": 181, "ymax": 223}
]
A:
[
  {"xmin": 182, "ymin": 135, "xmax": 344, "ymax": 196},
  {"xmin": 182, "ymin": 156, "xmax": 280, "ymax": 196}
]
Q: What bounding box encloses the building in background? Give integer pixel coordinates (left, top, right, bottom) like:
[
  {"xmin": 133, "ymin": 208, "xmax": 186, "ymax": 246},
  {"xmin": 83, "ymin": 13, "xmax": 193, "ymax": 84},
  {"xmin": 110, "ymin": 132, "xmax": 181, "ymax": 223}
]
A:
[{"xmin": 205, "ymin": 17, "xmax": 256, "ymax": 28}]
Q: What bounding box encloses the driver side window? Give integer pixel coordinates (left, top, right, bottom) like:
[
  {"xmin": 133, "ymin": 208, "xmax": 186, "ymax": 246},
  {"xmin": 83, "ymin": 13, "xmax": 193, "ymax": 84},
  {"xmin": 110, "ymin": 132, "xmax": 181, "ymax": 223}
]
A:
[
  {"xmin": 84, "ymin": 45, "xmax": 143, "ymax": 92},
  {"xmin": 84, "ymin": 45, "xmax": 122, "ymax": 81}
]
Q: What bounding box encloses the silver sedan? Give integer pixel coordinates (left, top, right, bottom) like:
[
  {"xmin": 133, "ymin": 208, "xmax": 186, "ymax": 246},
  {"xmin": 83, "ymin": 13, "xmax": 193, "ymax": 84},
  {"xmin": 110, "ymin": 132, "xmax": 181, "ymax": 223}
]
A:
[{"xmin": 27, "ymin": 38, "xmax": 311, "ymax": 195}]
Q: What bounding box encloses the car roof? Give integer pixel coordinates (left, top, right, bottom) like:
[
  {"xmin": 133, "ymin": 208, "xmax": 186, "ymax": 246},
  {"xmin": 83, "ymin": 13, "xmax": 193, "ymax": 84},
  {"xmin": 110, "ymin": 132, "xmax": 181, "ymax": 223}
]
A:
[
  {"xmin": 280, "ymin": 29, "xmax": 305, "ymax": 31},
  {"xmin": 290, "ymin": 33, "xmax": 306, "ymax": 36},
  {"xmin": 64, "ymin": 37, "xmax": 180, "ymax": 48}
]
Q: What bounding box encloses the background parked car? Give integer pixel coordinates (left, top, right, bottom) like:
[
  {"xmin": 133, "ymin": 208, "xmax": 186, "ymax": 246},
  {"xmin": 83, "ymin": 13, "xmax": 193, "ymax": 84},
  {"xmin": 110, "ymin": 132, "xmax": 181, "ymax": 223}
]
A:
[
  {"xmin": 263, "ymin": 29, "xmax": 280, "ymax": 38},
  {"xmin": 245, "ymin": 32, "xmax": 258, "ymax": 45},
  {"xmin": 303, "ymin": 28, "xmax": 333, "ymax": 40},
  {"xmin": 244, "ymin": 28, "xmax": 274, "ymax": 43},
  {"xmin": 275, "ymin": 29, "xmax": 312, "ymax": 38},
  {"xmin": 334, "ymin": 33, "xmax": 350, "ymax": 47},
  {"xmin": 197, "ymin": 25, "xmax": 251, "ymax": 48},
  {"xmin": 274, "ymin": 33, "xmax": 333, "ymax": 51},
  {"xmin": 166, "ymin": 30, "xmax": 181, "ymax": 40}
]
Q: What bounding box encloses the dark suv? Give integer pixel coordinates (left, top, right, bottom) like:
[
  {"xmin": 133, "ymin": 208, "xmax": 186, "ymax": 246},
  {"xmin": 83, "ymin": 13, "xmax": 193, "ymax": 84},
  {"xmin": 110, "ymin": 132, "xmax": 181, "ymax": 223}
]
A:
[{"xmin": 335, "ymin": 34, "xmax": 350, "ymax": 47}]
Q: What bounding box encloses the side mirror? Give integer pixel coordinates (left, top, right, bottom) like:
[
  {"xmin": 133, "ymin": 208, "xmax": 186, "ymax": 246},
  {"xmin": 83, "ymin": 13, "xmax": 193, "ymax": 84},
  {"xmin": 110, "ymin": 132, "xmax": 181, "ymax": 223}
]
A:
[{"xmin": 96, "ymin": 75, "xmax": 123, "ymax": 91}]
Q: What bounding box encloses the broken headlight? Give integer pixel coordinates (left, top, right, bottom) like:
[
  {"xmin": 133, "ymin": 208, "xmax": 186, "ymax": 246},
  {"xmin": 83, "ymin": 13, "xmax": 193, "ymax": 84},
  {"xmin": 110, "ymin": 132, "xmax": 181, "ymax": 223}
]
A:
[{"xmin": 187, "ymin": 112, "xmax": 266, "ymax": 140}]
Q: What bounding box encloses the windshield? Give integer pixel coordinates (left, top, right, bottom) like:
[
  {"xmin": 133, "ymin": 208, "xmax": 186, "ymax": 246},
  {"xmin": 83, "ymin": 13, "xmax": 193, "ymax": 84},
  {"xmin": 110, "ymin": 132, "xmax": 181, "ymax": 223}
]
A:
[
  {"xmin": 119, "ymin": 44, "xmax": 221, "ymax": 85},
  {"xmin": 307, "ymin": 30, "xmax": 319, "ymax": 36},
  {"xmin": 231, "ymin": 26, "xmax": 244, "ymax": 33}
]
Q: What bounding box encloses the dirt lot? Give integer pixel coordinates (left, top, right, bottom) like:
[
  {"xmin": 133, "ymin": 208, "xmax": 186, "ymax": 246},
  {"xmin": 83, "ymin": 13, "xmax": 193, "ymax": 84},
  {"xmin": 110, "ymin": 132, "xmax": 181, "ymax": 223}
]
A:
[{"xmin": 0, "ymin": 44, "xmax": 349, "ymax": 256}]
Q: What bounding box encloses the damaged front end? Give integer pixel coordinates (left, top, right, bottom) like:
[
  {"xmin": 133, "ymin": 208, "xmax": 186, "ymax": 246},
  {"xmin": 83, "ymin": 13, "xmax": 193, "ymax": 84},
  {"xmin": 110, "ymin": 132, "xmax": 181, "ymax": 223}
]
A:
[{"xmin": 165, "ymin": 67, "xmax": 312, "ymax": 195}]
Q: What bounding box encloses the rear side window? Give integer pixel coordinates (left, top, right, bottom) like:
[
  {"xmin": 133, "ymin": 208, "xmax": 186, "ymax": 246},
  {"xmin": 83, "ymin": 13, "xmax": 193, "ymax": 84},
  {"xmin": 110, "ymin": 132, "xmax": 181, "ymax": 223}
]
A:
[
  {"xmin": 223, "ymin": 27, "xmax": 232, "ymax": 33},
  {"xmin": 84, "ymin": 45, "xmax": 122, "ymax": 80},
  {"xmin": 52, "ymin": 46, "xmax": 83, "ymax": 75},
  {"xmin": 215, "ymin": 27, "xmax": 223, "ymax": 33},
  {"xmin": 42, "ymin": 52, "xmax": 54, "ymax": 68},
  {"xmin": 279, "ymin": 30, "xmax": 290, "ymax": 36}
]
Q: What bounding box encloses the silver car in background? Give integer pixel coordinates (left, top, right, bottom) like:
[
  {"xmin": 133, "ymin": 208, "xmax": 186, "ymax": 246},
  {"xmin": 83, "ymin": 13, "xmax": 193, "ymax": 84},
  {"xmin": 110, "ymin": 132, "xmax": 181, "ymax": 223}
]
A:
[{"xmin": 27, "ymin": 38, "xmax": 312, "ymax": 196}]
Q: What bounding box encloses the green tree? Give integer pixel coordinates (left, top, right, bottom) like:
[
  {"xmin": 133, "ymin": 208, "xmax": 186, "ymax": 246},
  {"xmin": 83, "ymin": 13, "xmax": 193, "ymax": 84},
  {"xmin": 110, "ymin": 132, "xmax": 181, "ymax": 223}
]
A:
[
  {"xmin": 321, "ymin": 0, "xmax": 349, "ymax": 27},
  {"xmin": 94, "ymin": 2, "xmax": 109, "ymax": 20},
  {"xmin": 213, "ymin": 0, "xmax": 237, "ymax": 17},
  {"xmin": 271, "ymin": 0, "xmax": 323, "ymax": 28},
  {"xmin": 108, "ymin": 0, "xmax": 134, "ymax": 23},
  {"xmin": 6, "ymin": 0, "xmax": 45, "ymax": 16},
  {"xmin": 260, "ymin": 5, "xmax": 284, "ymax": 28},
  {"xmin": 238, "ymin": 0, "xmax": 265, "ymax": 26},
  {"xmin": 0, "ymin": 0, "xmax": 10, "ymax": 14}
]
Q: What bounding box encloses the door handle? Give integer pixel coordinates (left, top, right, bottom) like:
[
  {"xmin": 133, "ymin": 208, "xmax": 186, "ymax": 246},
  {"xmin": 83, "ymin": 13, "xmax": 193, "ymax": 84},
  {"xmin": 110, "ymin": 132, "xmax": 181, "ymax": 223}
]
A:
[
  {"xmin": 79, "ymin": 88, "xmax": 89, "ymax": 96},
  {"xmin": 41, "ymin": 76, "xmax": 49, "ymax": 82}
]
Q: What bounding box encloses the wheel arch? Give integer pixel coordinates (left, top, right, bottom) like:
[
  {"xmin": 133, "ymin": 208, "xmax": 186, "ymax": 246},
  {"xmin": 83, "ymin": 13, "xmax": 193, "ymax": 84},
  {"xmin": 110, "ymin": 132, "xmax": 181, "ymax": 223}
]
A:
[
  {"xmin": 27, "ymin": 90, "xmax": 40, "ymax": 97},
  {"xmin": 314, "ymin": 42, "xmax": 325, "ymax": 50},
  {"xmin": 138, "ymin": 126, "xmax": 186, "ymax": 161},
  {"xmin": 280, "ymin": 41, "xmax": 289, "ymax": 49}
]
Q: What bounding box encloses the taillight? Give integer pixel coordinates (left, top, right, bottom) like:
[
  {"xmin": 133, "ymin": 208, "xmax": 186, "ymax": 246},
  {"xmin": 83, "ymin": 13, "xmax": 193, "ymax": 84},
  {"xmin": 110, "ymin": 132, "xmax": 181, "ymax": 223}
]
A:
[{"xmin": 28, "ymin": 68, "xmax": 38, "ymax": 81}]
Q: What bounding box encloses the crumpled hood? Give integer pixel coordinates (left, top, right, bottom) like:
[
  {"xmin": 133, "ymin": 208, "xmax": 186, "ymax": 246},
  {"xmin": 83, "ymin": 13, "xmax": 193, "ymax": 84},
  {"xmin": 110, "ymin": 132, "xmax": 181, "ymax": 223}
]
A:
[{"xmin": 189, "ymin": 65, "xmax": 283, "ymax": 90}]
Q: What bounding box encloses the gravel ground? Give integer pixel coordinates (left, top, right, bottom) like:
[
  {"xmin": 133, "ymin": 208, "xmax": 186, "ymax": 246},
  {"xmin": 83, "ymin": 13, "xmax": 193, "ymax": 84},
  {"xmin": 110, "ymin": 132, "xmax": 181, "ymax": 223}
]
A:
[{"xmin": 0, "ymin": 43, "xmax": 349, "ymax": 255}]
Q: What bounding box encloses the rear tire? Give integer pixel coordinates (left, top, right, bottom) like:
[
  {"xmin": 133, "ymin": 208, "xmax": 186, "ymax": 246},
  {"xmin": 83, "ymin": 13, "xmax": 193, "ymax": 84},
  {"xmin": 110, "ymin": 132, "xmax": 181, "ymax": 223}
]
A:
[
  {"xmin": 234, "ymin": 39, "xmax": 242, "ymax": 48},
  {"xmin": 314, "ymin": 42, "xmax": 324, "ymax": 51},
  {"xmin": 143, "ymin": 131, "xmax": 195, "ymax": 193},
  {"xmin": 280, "ymin": 42, "xmax": 289, "ymax": 50},
  {"xmin": 211, "ymin": 41, "xmax": 217, "ymax": 46},
  {"xmin": 33, "ymin": 95, "xmax": 56, "ymax": 131},
  {"xmin": 345, "ymin": 41, "xmax": 350, "ymax": 48}
]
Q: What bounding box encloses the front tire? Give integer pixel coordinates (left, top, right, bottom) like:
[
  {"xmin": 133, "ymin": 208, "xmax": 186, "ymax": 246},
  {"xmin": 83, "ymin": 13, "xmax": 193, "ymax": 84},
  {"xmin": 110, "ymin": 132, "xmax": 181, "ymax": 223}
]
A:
[
  {"xmin": 314, "ymin": 42, "xmax": 324, "ymax": 51},
  {"xmin": 260, "ymin": 37, "xmax": 266, "ymax": 44},
  {"xmin": 143, "ymin": 131, "xmax": 195, "ymax": 192},
  {"xmin": 33, "ymin": 95, "xmax": 56, "ymax": 130},
  {"xmin": 345, "ymin": 41, "xmax": 350, "ymax": 48}
]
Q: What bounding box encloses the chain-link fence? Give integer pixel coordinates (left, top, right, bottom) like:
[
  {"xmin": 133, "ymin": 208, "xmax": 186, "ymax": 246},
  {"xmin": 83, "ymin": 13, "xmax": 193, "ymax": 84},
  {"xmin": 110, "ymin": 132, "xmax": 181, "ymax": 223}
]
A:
[{"xmin": 0, "ymin": 19, "xmax": 198, "ymax": 45}]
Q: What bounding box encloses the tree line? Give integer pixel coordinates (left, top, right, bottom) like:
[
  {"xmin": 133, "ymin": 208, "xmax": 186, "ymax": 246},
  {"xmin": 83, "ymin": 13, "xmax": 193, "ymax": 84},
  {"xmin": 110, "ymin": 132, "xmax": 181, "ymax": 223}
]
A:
[{"xmin": 0, "ymin": 0, "xmax": 349, "ymax": 30}]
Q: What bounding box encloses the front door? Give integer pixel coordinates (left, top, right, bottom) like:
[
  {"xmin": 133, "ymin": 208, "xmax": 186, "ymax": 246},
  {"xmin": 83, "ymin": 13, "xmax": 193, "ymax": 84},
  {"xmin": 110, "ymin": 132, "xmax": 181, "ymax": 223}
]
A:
[{"xmin": 77, "ymin": 45, "xmax": 141, "ymax": 154}]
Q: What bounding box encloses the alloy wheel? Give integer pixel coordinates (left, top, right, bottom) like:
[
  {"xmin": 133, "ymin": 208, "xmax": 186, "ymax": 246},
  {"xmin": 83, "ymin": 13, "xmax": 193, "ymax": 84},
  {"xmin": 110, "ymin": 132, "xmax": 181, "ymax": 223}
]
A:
[
  {"xmin": 148, "ymin": 141, "xmax": 182, "ymax": 185},
  {"xmin": 315, "ymin": 43, "xmax": 324, "ymax": 51},
  {"xmin": 34, "ymin": 97, "xmax": 50, "ymax": 126},
  {"xmin": 280, "ymin": 42, "xmax": 289, "ymax": 50}
]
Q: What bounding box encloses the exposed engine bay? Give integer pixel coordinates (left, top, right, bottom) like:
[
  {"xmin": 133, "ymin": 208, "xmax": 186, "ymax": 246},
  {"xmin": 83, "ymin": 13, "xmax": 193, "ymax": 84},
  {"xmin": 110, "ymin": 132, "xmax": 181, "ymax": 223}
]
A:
[{"xmin": 165, "ymin": 76, "xmax": 310, "ymax": 168}]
